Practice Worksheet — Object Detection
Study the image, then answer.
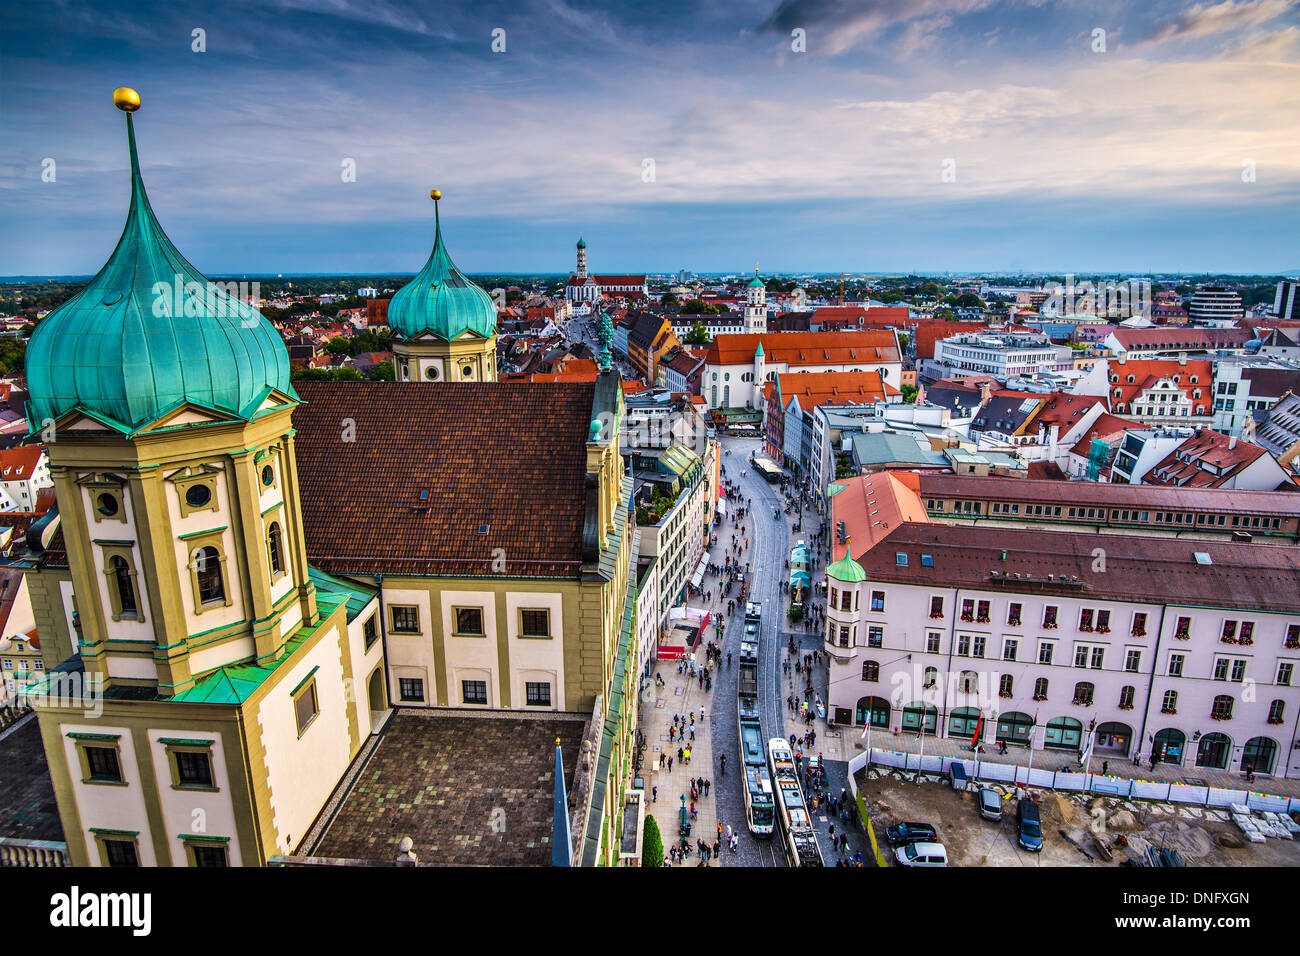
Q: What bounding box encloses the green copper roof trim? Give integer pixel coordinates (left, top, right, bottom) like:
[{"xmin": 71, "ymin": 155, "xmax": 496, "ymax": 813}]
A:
[
  {"xmin": 67, "ymin": 732, "xmax": 121, "ymax": 741},
  {"xmin": 386, "ymin": 195, "xmax": 497, "ymax": 342},
  {"xmin": 158, "ymin": 737, "xmax": 215, "ymax": 748},
  {"xmin": 178, "ymin": 526, "xmax": 228, "ymax": 540},
  {"xmin": 827, "ymin": 483, "xmax": 848, "ymax": 497},
  {"xmin": 291, "ymin": 666, "xmax": 319, "ymax": 697},
  {"xmin": 179, "ymin": 833, "xmax": 229, "ymax": 843},
  {"xmin": 90, "ymin": 827, "xmax": 139, "ymax": 837},
  {"xmin": 25, "ymin": 110, "xmax": 292, "ymax": 432}
]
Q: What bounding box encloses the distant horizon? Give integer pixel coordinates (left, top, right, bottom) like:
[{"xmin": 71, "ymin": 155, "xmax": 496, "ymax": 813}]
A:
[{"xmin": 4, "ymin": 2, "xmax": 1297, "ymax": 274}]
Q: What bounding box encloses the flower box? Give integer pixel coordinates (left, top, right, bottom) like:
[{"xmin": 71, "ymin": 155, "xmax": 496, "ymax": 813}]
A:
[
  {"xmin": 1268, "ymin": 717, "xmax": 1285, "ymax": 725},
  {"xmin": 977, "ymin": 616, "xmax": 990, "ymax": 624},
  {"xmin": 1008, "ymin": 618, "xmax": 1021, "ymax": 627},
  {"xmin": 1211, "ymin": 713, "xmax": 1231, "ymax": 721},
  {"xmin": 1131, "ymin": 629, "xmax": 1146, "ymax": 637},
  {"xmin": 1043, "ymin": 623, "xmax": 1058, "ymax": 630},
  {"xmin": 1118, "ymin": 703, "xmax": 1134, "ymax": 711},
  {"xmin": 1079, "ymin": 625, "xmax": 1093, "ymax": 632},
  {"xmin": 998, "ymin": 691, "xmax": 1013, "ymax": 699},
  {"xmin": 1073, "ymin": 698, "xmax": 1093, "ymax": 707},
  {"xmin": 1240, "ymin": 637, "xmax": 1253, "ymax": 645},
  {"xmin": 1096, "ymin": 626, "xmax": 1111, "ymax": 634},
  {"xmin": 960, "ymin": 614, "xmax": 974, "ymax": 622},
  {"xmin": 1032, "ymin": 694, "xmax": 1048, "ymax": 701},
  {"xmin": 1160, "ymin": 707, "xmax": 1177, "ymax": 715},
  {"xmin": 1285, "ymin": 640, "xmax": 1300, "ymax": 649},
  {"xmin": 929, "ymin": 613, "xmax": 944, "ymax": 620},
  {"xmin": 1175, "ymin": 633, "xmax": 1190, "ymax": 640}
]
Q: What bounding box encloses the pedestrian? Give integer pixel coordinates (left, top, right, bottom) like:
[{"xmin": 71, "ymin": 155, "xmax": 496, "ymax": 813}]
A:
[
  {"xmin": 1102, "ymin": 760, "xmax": 1109, "ymax": 776},
  {"xmin": 668, "ymin": 756, "xmax": 673, "ymax": 771}
]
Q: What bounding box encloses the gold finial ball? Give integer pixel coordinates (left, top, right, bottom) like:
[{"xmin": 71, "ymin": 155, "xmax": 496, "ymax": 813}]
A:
[
  {"xmin": 113, "ymin": 87, "xmax": 141, "ymax": 112},
  {"xmin": 430, "ymin": 189, "xmax": 442, "ymax": 201}
]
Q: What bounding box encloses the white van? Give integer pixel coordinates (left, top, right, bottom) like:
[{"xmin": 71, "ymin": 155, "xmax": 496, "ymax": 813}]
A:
[{"xmin": 895, "ymin": 841, "xmax": 948, "ymax": 867}]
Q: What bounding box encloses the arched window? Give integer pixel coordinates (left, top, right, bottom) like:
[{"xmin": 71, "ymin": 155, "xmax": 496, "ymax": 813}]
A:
[
  {"xmin": 923, "ymin": 666, "xmax": 938, "ymax": 688},
  {"xmin": 998, "ymin": 674, "xmax": 1013, "ymax": 697},
  {"xmin": 861, "ymin": 660, "xmax": 879, "ymax": 682},
  {"xmin": 960, "ymin": 670, "xmax": 978, "ymax": 694},
  {"xmin": 1073, "ymin": 682, "xmax": 1094, "ymax": 705},
  {"xmin": 1033, "ymin": 677, "xmax": 1049, "ymax": 700},
  {"xmin": 195, "ymin": 546, "xmax": 225, "ymax": 605},
  {"xmin": 110, "ymin": 556, "xmax": 136, "ymax": 616},
  {"xmin": 1211, "ymin": 695, "xmax": 1233, "ymax": 720},
  {"xmin": 267, "ymin": 522, "xmax": 285, "ymax": 578},
  {"xmin": 1119, "ymin": 685, "xmax": 1135, "ymax": 709},
  {"xmin": 1162, "ymin": 689, "xmax": 1178, "ymax": 713},
  {"xmin": 1268, "ymin": 699, "xmax": 1285, "ymax": 724}
]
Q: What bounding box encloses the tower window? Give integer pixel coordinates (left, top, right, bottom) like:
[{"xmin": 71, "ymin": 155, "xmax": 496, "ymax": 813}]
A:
[
  {"xmin": 194, "ymin": 546, "xmax": 225, "ymax": 605},
  {"xmin": 110, "ymin": 555, "xmax": 137, "ymax": 617},
  {"xmin": 261, "ymin": 464, "xmax": 275, "ymax": 487},
  {"xmin": 185, "ymin": 484, "xmax": 212, "ymax": 508},
  {"xmin": 267, "ymin": 522, "xmax": 285, "ymax": 579},
  {"xmin": 97, "ymin": 493, "xmax": 120, "ymax": 517},
  {"xmin": 425, "ymin": 365, "xmax": 439, "ymax": 380}
]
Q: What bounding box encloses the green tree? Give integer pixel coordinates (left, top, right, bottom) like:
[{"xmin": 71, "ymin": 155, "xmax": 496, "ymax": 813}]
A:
[
  {"xmin": 324, "ymin": 336, "xmax": 352, "ymax": 356},
  {"xmin": 680, "ymin": 299, "xmax": 710, "ymax": 315},
  {"xmin": 661, "ymin": 292, "xmax": 680, "ymax": 307},
  {"xmin": 333, "ymin": 367, "xmax": 363, "ymax": 381},
  {"xmin": 684, "ymin": 322, "xmax": 710, "ymax": 345},
  {"xmin": 901, "ymin": 384, "xmax": 918, "ymax": 403},
  {"xmin": 369, "ymin": 360, "xmax": 395, "ymax": 381},
  {"xmin": 291, "ymin": 367, "xmax": 334, "ymax": 381},
  {"xmin": 643, "ymin": 814, "xmax": 664, "ymax": 868}
]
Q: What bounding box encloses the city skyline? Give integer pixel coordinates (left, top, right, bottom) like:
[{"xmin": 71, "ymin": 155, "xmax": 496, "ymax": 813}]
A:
[{"xmin": 3, "ymin": 0, "xmax": 1299, "ymax": 275}]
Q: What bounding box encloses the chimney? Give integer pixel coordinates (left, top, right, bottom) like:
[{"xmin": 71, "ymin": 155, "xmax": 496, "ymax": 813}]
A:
[
  {"xmin": 1228, "ymin": 436, "xmax": 1237, "ymax": 450},
  {"xmin": 1178, "ymin": 352, "xmax": 1187, "ymax": 365}
]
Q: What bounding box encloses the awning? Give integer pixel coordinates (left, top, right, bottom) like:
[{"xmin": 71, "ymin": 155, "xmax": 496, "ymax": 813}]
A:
[
  {"xmin": 789, "ymin": 569, "xmax": 811, "ymax": 588},
  {"xmin": 716, "ymin": 498, "xmax": 727, "ymax": 516},
  {"xmin": 690, "ymin": 550, "xmax": 708, "ymax": 588}
]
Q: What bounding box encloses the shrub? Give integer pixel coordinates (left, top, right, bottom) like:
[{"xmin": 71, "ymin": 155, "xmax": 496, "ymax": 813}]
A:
[{"xmin": 643, "ymin": 814, "xmax": 664, "ymax": 867}]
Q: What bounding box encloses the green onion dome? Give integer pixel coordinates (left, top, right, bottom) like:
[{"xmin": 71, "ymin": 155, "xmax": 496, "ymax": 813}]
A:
[
  {"xmin": 386, "ymin": 191, "xmax": 497, "ymax": 342},
  {"xmin": 25, "ymin": 90, "xmax": 291, "ymax": 433}
]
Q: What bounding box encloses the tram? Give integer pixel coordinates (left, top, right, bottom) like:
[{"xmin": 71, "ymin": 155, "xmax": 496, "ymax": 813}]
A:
[{"xmin": 767, "ymin": 737, "xmax": 824, "ymax": 867}]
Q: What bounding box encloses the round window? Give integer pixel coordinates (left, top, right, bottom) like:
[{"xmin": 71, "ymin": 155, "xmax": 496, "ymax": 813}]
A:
[
  {"xmin": 462, "ymin": 366, "xmax": 473, "ymax": 378},
  {"xmin": 185, "ymin": 484, "xmax": 212, "ymax": 508},
  {"xmin": 261, "ymin": 464, "xmax": 274, "ymax": 486},
  {"xmin": 425, "ymin": 366, "xmax": 439, "ymax": 380},
  {"xmin": 96, "ymin": 493, "xmax": 119, "ymax": 517}
]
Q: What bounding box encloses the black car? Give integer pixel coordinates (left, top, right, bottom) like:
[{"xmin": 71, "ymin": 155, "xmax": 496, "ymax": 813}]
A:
[{"xmin": 885, "ymin": 822, "xmax": 938, "ymax": 847}]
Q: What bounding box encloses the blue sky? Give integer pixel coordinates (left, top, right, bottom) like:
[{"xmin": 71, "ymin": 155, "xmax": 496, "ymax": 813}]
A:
[{"xmin": 3, "ymin": 0, "xmax": 1298, "ymax": 275}]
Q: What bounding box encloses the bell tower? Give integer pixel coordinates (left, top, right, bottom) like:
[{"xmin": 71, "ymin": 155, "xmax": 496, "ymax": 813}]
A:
[
  {"xmin": 26, "ymin": 89, "xmax": 316, "ymax": 697},
  {"xmin": 746, "ymin": 269, "xmax": 767, "ymax": 333}
]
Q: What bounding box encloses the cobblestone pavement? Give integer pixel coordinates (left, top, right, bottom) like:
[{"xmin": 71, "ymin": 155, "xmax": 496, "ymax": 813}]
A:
[{"xmin": 642, "ymin": 658, "xmax": 722, "ymax": 865}]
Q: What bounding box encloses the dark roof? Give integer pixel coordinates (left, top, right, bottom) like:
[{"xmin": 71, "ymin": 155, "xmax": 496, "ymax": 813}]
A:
[
  {"xmin": 293, "ymin": 381, "xmax": 595, "ymax": 577},
  {"xmin": 916, "ymin": 473, "xmax": 1300, "ymax": 515},
  {"xmin": 971, "ymin": 393, "xmax": 1040, "ymax": 434},
  {"xmin": 309, "ymin": 710, "xmax": 587, "ymax": 866},
  {"xmin": 859, "ymin": 522, "xmax": 1300, "ymax": 613},
  {"xmin": 1240, "ymin": 366, "xmax": 1300, "ymax": 397}
]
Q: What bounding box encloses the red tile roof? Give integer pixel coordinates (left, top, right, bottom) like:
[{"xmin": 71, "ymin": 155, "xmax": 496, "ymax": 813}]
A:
[
  {"xmin": 1107, "ymin": 358, "xmax": 1213, "ymax": 414},
  {"xmin": 0, "ymin": 445, "xmax": 44, "ymax": 481},
  {"xmin": 777, "ymin": 370, "xmax": 897, "ymax": 411},
  {"xmin": 705, "ymin": 331, "xmax": 900, "ymax": 367},
  {"xmin": 292, "ymin": 381, "xmax": 596, "ymax": 577},
  {"xmin": 1145, "ymin": 429, "xmax": 1270, "ymax": 489}
]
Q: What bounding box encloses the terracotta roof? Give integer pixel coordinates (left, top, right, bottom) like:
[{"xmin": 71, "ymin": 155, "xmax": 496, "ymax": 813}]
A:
[
  {"xmin": 0, "ymin": 445, "xmax": 44, "ymax": 481},
  {"xmin": 1107, "ymin": 358, "xmax": 1213, "ymax": 414},
  {"xmin": 916, "ymin": 473, "xmax": 1298, "ymax": 515},
  {"xmin": 705, "ymin": 331, "xmax": 900, "ymax": 367},
  {"xmin": 1111, "ymin": 328, "xmax": 1252, "ymax": 350},
  {"xmin": 1145, "ymin": 429, "xmax": 1270, "ymax": 489},
  {"xmin": 777, "ymin": 370, "xmax": 896, "ymax": 411},
  {"xmin": 1067, "ymin": 412, "xmax": 1142, "ymax": 458},
  {"xmin": 856, "ymin": 522, "xmax": 1300, "ymax": 614},
  {"xmin": 292, "ymin": 381, "xmax": 594, "ymax": 577},
  {"xmin": 827, "ymin": 472, "xmax": 931, "ymax": 557},
  {"xmin": 1024, "ymin": 392, "xmax": 1104, "ymax": 430},
  {"xmin": 912, "ymin": 322, "xmax": 989, "ymax": 359}
]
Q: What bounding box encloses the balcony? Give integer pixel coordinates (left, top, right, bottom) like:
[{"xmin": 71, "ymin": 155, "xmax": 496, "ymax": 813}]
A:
[{"xmin": 824, "ymin": 638, "xmax": 857, "ymax": 663}]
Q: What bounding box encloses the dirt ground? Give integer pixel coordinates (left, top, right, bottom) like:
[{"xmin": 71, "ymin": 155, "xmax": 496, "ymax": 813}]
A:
[{"xmin": 858, "ymin": 767, "xmax": 1300, "ymax": 867}]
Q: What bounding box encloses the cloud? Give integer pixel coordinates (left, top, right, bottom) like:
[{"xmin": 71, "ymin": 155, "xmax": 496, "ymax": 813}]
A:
[
  {"xmin": 758, "ymin": 0, "xmax": 996, "ymax": 55},
  {"xmin": 1144, "ymin": 0, "xmax": 1296, "ymax": 45}
]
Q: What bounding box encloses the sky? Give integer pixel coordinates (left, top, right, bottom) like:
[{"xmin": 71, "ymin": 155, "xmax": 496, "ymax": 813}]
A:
[{"xmin": 2, "ymin": 0, "xmax": 1298, "ymax": 276}]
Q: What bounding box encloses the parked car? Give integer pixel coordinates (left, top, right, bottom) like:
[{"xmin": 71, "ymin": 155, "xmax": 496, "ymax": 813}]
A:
[
  {"xmin": 1017, "ymin": 799, "xmax": 1043, "ymax": 852},
  {"xmin": 978, "ymin": 787, "xmax": 1003, "ymax": 822},
  {"xmin": 885, "ymin": 822, "xmax": 938, "ymax": 846},
  {"xmin": 895, "ymin": 841, "xmax": 948, "ymax": 867},
  {"xmin": 949, "ymin": 763, "xmax": 968, "ymax": 791}
]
